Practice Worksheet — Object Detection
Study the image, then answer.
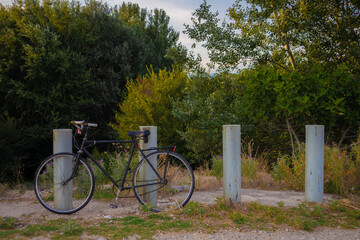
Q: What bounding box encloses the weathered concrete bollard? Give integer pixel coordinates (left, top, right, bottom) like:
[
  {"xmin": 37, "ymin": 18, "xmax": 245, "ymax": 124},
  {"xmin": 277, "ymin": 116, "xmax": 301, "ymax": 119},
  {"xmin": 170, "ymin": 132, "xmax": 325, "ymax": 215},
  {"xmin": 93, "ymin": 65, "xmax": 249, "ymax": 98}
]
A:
[
  {"xmin": 305, "ymin": 125, "xmax": 324, "ymax": 202},
  {"xmin": 53, "ymin": 129, "xmax": 73, "ymax": 210},
  {"xmin": 138, "ymin": 126, "xmax": 157, "ymax": 207},
  {"xmin": 223, "ymin": 125, "xmax": 241, "ymax": 203}
]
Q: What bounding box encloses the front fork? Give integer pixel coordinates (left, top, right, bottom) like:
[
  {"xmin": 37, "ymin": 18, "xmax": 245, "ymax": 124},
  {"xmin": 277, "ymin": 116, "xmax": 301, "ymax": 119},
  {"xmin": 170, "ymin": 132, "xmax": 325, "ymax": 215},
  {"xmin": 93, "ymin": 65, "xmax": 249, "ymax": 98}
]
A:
[{"xmin": 61, "ymin": 151, "xmax": 82, "ymax": 185}]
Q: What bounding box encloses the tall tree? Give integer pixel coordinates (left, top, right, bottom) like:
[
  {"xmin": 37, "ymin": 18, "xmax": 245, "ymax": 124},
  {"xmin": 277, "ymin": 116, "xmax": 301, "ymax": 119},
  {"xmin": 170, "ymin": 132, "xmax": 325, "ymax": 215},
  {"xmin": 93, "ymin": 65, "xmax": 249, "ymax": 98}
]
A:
[
  {"xmin": 0, "ymin": 0, "xmax": 184, "ymax": 181},
  {"xmin": 184, "ymin": 0, "xmax": 360, "ymax": 154},
  {"xmin": 185, "ymin": 0, "xmax": 360, "ymax": 72}
]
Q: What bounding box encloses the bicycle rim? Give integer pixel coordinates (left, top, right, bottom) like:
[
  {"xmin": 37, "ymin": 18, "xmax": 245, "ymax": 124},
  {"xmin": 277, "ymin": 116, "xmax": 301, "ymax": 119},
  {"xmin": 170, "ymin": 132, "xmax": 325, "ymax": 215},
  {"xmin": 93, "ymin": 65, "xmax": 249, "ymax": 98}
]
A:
[
  {"xmin": 133, "ymin": 151, "xmax": 195, "ymax": 211},
  {"xmin": 34, "ymin": 153, "xmax": 95, "ymax": 214}
]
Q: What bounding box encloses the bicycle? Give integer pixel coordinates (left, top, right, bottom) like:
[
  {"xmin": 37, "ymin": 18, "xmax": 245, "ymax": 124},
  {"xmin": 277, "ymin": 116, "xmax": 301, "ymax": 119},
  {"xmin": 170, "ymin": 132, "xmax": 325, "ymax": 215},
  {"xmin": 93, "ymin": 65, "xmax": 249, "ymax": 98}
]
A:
[{"xmin": 34, "ymin": 120, "xmax": 195, "ymax": 214}]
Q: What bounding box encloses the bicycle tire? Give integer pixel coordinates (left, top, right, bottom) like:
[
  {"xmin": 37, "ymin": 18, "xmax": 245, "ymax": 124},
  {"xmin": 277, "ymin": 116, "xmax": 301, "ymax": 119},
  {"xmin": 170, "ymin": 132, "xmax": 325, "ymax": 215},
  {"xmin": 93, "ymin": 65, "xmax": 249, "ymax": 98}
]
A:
[
  {"xmin": 34, "ymin": 152, "xmax": 95, "ymax": 214},
  {"xmin": 133, "ymin": 151, "xmax": 195, "ymax": 211}
]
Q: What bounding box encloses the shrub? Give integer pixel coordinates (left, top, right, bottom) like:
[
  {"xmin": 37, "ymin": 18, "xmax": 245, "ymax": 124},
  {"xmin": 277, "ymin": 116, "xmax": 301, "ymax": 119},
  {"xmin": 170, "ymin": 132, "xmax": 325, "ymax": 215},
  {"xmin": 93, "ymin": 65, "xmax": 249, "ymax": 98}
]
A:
[
  {"xmin": 272, "ymin": 140, "xmax": 360, "ymax": 194},
  {"xmin": 272, "ymin": 145, "xmax": 306, "ymax": 191},
  {"xmin": 112, "ymin": 68, "xmax": 188, "ymax": 157},
  {"xmin": 210, "ymin": 154, "xmax": 258, "ymax": 181}
]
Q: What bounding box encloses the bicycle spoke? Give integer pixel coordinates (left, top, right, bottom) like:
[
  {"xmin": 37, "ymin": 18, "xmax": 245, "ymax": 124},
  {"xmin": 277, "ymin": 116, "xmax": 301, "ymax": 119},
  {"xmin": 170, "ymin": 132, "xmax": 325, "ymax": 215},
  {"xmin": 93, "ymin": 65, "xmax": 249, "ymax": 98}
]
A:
[
  {"xmin": 34, "ymin": 153, "xmax": 95, "ymax": 214},
  {"xmin": 133, "ymin": 151, "xmax": 195, "ymax": 211}
]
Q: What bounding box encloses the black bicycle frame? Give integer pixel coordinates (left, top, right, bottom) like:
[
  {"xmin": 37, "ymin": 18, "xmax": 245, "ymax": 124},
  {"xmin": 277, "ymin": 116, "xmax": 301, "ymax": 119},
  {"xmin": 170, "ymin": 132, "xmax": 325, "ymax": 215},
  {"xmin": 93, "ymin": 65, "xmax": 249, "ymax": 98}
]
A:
[{"xmin": 64, "ymin": 126, "xmax": 171, "ymax": 193}]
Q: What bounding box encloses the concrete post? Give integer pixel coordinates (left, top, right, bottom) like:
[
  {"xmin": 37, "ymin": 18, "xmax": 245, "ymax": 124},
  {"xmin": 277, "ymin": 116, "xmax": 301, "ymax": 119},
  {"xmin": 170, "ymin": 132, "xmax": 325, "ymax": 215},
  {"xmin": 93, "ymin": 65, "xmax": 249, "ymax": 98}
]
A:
[
  {"xmin": 223, "ymin": 125, "xmax": 241, "ymax": 203},
  {"xmin": 305, "ymin": 125, "xmax": 324, "ymax": 202},
  {"xmin": 53, "ymin": 129, "xmax": 73, "ymax": 210},
  {"xmin": 138, "ymin": 126, "xmax": 157, "ymax": 207}
]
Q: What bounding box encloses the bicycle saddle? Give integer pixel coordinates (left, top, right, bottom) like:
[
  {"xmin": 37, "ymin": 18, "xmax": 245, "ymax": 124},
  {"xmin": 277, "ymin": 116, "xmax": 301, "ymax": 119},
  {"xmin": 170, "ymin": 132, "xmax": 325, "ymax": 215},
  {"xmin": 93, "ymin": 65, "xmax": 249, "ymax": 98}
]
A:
[{"xmin": 127, "ymin": 130, "xmax": 151, "ymax": 138}]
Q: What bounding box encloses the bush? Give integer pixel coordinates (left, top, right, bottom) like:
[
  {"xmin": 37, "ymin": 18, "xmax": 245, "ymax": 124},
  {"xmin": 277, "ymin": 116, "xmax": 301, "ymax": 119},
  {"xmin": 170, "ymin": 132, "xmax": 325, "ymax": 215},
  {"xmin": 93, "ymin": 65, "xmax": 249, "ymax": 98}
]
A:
[
  {"xmin": 324, "ymin": 143, "xmax": 360, "ymax": 194},
  {"xmin": 272, "ymin": 145, "xmax": 306, "ymax": 191},
  {"xmin": 112, "ymin": 67, "xmax": 188, "ymax": 156},
  {"xmin": 173, "ymin": 72, "xmax": 245, "ymax": 166},
  {"xmin": 272, "ymin": 140, "xmax": 360, "ymax": 194},
  {"xmin": 210, "ymin": 154, "xmax": 258, "ymax": 181},
  {"xmin": 0, "ymin": 112, "xmax": 28, "ymax": 183}
]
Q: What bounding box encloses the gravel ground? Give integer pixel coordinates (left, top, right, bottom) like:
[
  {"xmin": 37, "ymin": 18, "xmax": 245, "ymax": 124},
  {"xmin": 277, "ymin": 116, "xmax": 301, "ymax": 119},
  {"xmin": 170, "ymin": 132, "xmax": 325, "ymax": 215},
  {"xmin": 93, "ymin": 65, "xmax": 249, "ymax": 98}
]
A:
[
  {"xmin": 1, "ymin": 188, "xmax": 359, "ymax": 239},
  {"xmin": 154, "ymin": 227, "xmax": 360, "ymax": 240}
]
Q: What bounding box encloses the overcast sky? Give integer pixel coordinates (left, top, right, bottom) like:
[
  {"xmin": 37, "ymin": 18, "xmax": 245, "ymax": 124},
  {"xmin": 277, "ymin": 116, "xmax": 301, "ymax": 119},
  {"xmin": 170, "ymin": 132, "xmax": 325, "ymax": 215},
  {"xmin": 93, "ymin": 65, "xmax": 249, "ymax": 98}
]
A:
[
  {"xmin": 0, "ymin": 0, "xmax": 238, "ymax": 70},
  {"xmin": 121, "ymin": 0, "xmax": 235, "ymax": 69}
]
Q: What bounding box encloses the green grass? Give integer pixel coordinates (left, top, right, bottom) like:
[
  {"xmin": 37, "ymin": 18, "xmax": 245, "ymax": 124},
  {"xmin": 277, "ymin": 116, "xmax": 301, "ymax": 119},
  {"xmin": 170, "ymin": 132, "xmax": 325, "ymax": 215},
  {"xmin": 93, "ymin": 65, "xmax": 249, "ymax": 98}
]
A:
[
  {"xmin": 1, "ymin": 199, "xmax": 359, "ymax": 239},
  {"xmin": 0, "ymin": 217, "xmax": 18, "ymax": 229}
]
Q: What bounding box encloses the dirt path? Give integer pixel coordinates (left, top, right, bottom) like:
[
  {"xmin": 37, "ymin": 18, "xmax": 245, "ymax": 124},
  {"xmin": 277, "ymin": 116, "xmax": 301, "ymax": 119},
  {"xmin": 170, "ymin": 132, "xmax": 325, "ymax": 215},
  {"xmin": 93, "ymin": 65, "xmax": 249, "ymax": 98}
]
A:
[
  {"xmin": 0, "ymin": 188, "xmax": 336, "ymax": 222},
  {"xmin": 154, "ymin": 227, "xmax": 360, "ymax": 240},
  {"xmin": 1, "ymin": 188, "xmax": 359, "ymax": 239}
]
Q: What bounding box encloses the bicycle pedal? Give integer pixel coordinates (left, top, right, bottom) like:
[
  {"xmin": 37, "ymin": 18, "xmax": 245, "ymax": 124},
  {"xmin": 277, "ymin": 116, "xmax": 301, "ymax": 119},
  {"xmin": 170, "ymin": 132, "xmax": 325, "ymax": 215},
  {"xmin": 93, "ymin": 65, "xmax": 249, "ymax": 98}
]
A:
[{"xmin": 109, "ymin": 204, "xmax": 118, "ymax": 209}]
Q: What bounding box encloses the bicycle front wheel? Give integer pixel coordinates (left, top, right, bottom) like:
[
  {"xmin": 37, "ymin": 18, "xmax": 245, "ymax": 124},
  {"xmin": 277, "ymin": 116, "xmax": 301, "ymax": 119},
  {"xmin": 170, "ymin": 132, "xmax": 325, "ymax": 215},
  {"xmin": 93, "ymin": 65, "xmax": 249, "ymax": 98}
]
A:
[
  {"xmin": 34, "ymin": 152, "xmax": 95, "ymax": 214},
  {"xmin": 133, "ymin": 151, "xmax": 195, "ymax": 211}
]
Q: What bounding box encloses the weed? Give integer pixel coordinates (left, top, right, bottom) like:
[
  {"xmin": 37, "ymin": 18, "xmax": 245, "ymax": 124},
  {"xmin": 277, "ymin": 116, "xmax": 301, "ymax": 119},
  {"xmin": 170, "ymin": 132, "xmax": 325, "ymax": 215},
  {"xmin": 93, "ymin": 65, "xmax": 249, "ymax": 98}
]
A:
[
  {"xmin": 183, "ymin": 202, "xmax": 206, "ymax": 217},
  {"xmin": 3, "ymin": 199, "xmax": 360, "ymax": 239},
  {"xmin": 0, "ymin": 230, "xmax": 18, "ymax": 238},
  {"xmin": 241, "ymin": 156, "xmax": 258, "ymax": 180},
  {"xmin": 63, "ymin": 219, "xmax": 83, "ymax": 236},
  {"xmin": 140, "ymin": 201, "xmax": 156, "ymax": 212},
  {"xmin": 121, "ymin": 216, "xmax": 146, "ymax": 226},
  {"xmin": 0, "ymin": 183, "xmax": 9, "ymax": 196},
  {"xmin": 230, "ymin": 211, "xmax": 249, "ymax": 225},
  {"xmin": 272, "ymin": 144, "xmax": 305, "ymax": 191},
  {"xmin": 211, "ymin": 154, "xmax": 259, "ymax": 181},
  {"xmin": 0, "ymin": 217, "xmax": 18, "ymax": 229},
  {"xmin": 272, "ymin": 142, "xmax": 360, "ymax": 194},
  {"xmin": 276, "ymin": 201, "xmax": 285, "ymax": 208},
  {"xmin": 160, "ymin": 220, "xmax": 192, "ymax": 229},
  {"xmin": 301, "ymin": 219, "xmax": 318, "ymax": 231},
  {"xmin": 147, "ymin": 213, "xmax": 171, "ymax": 221},
  {"xmin": 215, "ymin": 197, "xmax": 231, "ymax": 211},
  {"xmin": 211, "ymin": 155, "xmax": 223, "ymax": 180}
]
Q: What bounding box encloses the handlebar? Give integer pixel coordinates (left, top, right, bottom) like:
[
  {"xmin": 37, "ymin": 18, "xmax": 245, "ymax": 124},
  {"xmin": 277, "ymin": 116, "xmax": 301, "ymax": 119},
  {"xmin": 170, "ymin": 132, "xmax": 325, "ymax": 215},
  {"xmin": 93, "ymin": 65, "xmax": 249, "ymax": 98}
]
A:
[{"xmin": 71, "ymin": 120, "xmax": 98, "ymax": 129}]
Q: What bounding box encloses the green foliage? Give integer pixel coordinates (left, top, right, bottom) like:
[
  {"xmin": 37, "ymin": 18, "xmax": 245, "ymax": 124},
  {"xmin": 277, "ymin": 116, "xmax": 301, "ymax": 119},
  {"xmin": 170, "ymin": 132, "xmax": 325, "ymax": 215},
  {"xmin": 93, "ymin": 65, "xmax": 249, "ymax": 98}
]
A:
[
  {"xmin": 210, "ymin": 155, "xmax": 223, "ymax": 180},
  {"xmin": 272, "ymin": 145, "xmax": 306, "ymax": 191},
  {"xmin": 324, "ymin": 143, "xmax": 360, "ymax": 194},
  {"xmin": 112, "ymin": 68, "xmax": 188, "ymax": 152},
  {"xmin": 0, "ymin": 0, "xmax": 183, "ymax": 182},
  {"xmin": 272, "ymin": 139, "xmax": 360, "ymax": 194},
  {"xmin": 241, "ymin": 156, "xmax": 258, "ymax": 180},
  {"xmin": 0, "ymin": 112, "xmax": 28, "ymax": 183},
  {"xmin": 88, "ymin": 147, "xmax": 137, "ymax": 199},
  {"xmin": 0, "ymin": 217, "xmax": 18, "ymax": 229},
  {"xmin": 173, "ymin": 72, "xmax": 244, "ymax": 166},
  {"xmin": 182, "ymin": 202, "xmax": 206, "ymax": 217},
  {"xmin": 183, "ymin": 0, "xmax": 359, "ymax": 166},
  {"xmin": 185, "ymin": 0, "xmax": 360, "ymax": 72},
  {"xmin": 140, "ymin": 202, "xmax": 156, "ymax": 213},
  {"xmin": 230, "ymin": 211, "xmax": 249, "ymax": 225},
  {"xmin": 2, "ymin": 200, "xmax": 360, "ymax": 239},
  {"xmin": 62, "ymin": 219, "xmax": 83, "ymax": 237},
  {"xmin": 211, "ymin": 154, "xmax": 258, "ymax": 181},
  {"xmin": 241, "ymin": 64, "xmax": 360, "ymax": 157}
]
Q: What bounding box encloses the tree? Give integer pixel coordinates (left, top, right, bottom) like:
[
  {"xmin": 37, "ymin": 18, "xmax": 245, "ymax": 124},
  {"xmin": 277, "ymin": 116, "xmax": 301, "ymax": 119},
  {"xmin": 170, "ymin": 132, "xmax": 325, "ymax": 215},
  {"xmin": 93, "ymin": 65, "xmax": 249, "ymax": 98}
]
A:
[
  {"xmin": 111, "ymin": 68, "xmax": 188, "ymax": 154},
  {"xmin": 185, "ymin": 0, "xmax": 360, "ymax": 72},
  {"xmin": 185, "ymin": 0, "xmax": 360, "ymax": 152},
  {"xmin": 0, "ymin": 0, "xmax": 184, "ymax": 181},
  {"xmin": 240, "ymin": 64, "xmax": 360, "ymax": 154},
  {"xmin": 173, "ymin": 72, "xmax": 245, "ymax": 166}
]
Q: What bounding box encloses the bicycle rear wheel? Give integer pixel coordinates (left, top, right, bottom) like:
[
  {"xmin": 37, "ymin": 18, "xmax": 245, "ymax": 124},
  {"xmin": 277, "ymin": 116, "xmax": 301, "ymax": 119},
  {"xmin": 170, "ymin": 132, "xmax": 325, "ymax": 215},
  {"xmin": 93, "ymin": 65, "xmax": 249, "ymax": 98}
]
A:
[
  {"xmin": 133, "ymin": 151, "xmax": 195, "ymax": 211},
  {"xmin": 34, "ymin": 152, "xmax": 95, "ymax": 214}
]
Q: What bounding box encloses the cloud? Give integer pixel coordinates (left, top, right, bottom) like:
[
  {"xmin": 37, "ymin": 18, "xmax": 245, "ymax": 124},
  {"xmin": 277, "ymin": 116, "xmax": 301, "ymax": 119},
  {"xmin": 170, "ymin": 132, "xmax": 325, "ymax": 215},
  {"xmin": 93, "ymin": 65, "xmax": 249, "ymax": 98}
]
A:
[
  {"xmin": 0, "ymin": 0, "xmax": 13, "ymax": 6},
  {"xmin": 108, "ymin": 0, "xmax": 193, "ymax": 31}
]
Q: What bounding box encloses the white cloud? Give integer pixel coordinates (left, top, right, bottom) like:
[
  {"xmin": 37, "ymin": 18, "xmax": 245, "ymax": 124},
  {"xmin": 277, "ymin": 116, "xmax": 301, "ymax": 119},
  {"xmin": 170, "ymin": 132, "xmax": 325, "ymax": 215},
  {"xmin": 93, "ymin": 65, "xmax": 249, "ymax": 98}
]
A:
[
  {"xmin": 0, "ymin": 0, "xmax": 13, "ymax": 6},
  {"xmin": 111, "ymin": 0, "xmax": 209, "ymax": 68}
]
